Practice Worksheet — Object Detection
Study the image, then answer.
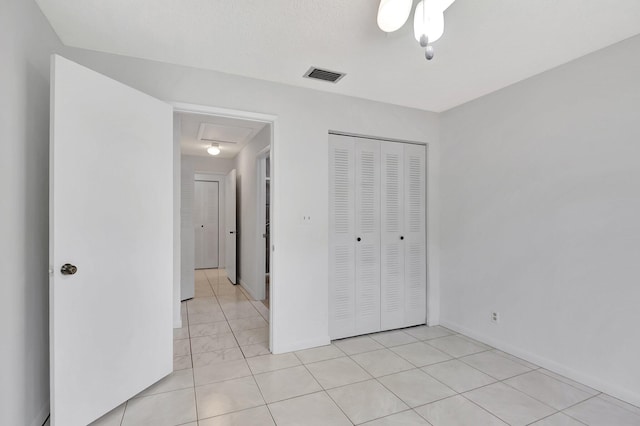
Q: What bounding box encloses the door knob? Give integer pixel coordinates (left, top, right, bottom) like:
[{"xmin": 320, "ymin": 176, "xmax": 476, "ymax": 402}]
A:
[
  {"xmin": 357, "ymin": 237, "xmax": 361, "ymax": 242},
  {"xmin": 400, "ymin": 236, "xmax": 404, "ymax": 240},
  {"xmin": 60, "ymin": 263, "xmax": 77, "ymax": 275}
]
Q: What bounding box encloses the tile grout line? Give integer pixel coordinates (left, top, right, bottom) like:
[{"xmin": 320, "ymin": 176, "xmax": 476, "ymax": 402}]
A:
[
  {"xmin": 387, "ymin": 346, "xmax": 453, "ymax": 370},
  {"xmin": 457, "ymin": 392, "xmax": 521, "ymax": 426},
  {"xmin": 424, "ymin": 352, "xmax": 557, "ymax": 425},
  {"xmin": 351, "ymin": 349, "xmax": 465, "ymax": 423},
  {"xmin": 368, "ymin": 408, "xmax": 428, "ymax": 426},
  {"xmin": 246, "ymin": 370, "xmax": 277, "ymax": 425},
  {"xmin": 422, "ymin": 340, "xmax": 544, "ymax": 425},
  {"xmin": 292, "ymin": 351, "xmax": 354, "ymax": 423},
  {"xmin": 304, "ymin": 347, "xmax": 412, "ymax": 424},
  {"xmin": 524, "ymin": 408, "xmax": 589, "ymax": 426},
  {"xmin": 554, "ymin": 394, "xmax": 602, "ymax": 425},
  {"xmin": 454, "ymin": 352, "xmax": 532, "ymax": 382},
  {"xmin": 188, "ymin": 270, "xmax": 211, "ymax": 423}
]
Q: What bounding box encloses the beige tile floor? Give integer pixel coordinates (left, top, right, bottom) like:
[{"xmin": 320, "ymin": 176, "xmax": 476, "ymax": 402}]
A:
[{"xmin": 86, "ymin": 268, "xmax": 640, "ymax": 426}]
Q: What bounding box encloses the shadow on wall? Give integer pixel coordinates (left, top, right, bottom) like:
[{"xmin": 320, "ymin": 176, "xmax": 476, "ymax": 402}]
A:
[{"xmin": 20, "ymin": 63, "xmax": 51, "ymax": 422}]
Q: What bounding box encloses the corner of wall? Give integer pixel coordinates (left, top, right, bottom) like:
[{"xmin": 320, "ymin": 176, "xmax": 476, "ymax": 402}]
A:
[{"xmin": 238, "ymin": 278, "xmax": 261, "ymax": 301}]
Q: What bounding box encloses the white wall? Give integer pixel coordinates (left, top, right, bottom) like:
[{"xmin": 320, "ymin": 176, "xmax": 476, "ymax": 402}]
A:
[
  {"xmin": 0, "ymin": 1, "xmax": 61, "ymax": 425},
  {"xmin": 66, "ymin": 48, "xmax": 441, "ymax": 353},
  {"xmin": 187, "ymin": 155, "xmax": 235, "ymax": 176},
  {"xmin": 234, "ymin": 125, "xmax": 271, "ymax": 300},
  {"xmin": 440, "ymin": 35, "xmax": 640, "ymax": 406}
]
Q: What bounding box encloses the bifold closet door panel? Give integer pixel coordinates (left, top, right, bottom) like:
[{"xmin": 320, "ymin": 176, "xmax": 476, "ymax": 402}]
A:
[
  {"xmin": 404, "ymin": 144, "xmax": 427, "ymax": 325},
  {"xmin": 354, "ymin": 139, "xmax": 381, "ymax": 335},
  {"xmin": 329, "ymin": 135, "xmax": 357, "ymax": 338},
  {"xmin": 380, "ymin": 142, "xmax": 406, "ymax": 330}
]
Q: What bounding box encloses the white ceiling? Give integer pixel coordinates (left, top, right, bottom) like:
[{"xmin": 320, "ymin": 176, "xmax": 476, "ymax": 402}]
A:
[
  {"xmin": 37, "ymin": 0, "xmax": 640, "ymax": 112},
  {"xmin": 178, "ymin": 113, "xmax": 267, "ymax": 159}
]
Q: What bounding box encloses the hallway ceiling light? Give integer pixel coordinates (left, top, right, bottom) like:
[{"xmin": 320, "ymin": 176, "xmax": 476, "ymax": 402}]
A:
[
  {"xmin": 207, "ymin": 143, "xmax": 221, "ymax": 156},
  {"xmin": 377, "ymin": 0, "xmax": 456, "ymax": 61}
]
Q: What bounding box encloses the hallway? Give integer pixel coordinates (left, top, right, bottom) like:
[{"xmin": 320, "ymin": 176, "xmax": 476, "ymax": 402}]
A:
[{"xmin": 87, "ymin": 269, "xmax": 640, "ymax": 426}]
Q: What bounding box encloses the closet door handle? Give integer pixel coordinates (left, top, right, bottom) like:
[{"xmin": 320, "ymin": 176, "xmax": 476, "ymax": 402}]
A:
[
  {"xmin": 400, "ymin": 236, "xmax": 404, "ymax": 240},
  {"xmin": 356, "ymin": 237, "xmax": 361, "ymax": 242}
]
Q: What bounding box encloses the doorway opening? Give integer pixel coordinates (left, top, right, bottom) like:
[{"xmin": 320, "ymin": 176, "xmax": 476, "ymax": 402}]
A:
[
  {"xmin": 257, "ymin": 148, "xmax": 271, "ymax": 309},
  {"xmin": 174, "ymin": 103, "xmax": 276, "ymax": 357}
]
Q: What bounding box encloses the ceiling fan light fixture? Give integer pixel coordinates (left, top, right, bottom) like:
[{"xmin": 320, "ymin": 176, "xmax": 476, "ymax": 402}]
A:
[
  {"xmin": 207, "ymin": 143, "xmax": 221, "ymax": 156},
  {"xmin": 413, "ymin": 0, "xmax": 445, "ymax": 44},
  {"xmin": 377, "ymin": 0, "xmax": 413, "ymax": 32}
]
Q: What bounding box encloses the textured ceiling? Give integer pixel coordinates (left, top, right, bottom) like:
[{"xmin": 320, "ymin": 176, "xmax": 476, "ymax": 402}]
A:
[{"xmin": 36, "ymin": 0, "xmax": 640, "ymax": 112}]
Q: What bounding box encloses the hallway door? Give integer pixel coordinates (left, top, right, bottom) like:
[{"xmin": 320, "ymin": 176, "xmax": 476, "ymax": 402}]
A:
[
  {"xmin": 49, "ymin": 55, "xmax": 173, "ymax": 426},
  {"xmin": 194, "ymin": 180, "xmax": 220, "ymax": 269}
]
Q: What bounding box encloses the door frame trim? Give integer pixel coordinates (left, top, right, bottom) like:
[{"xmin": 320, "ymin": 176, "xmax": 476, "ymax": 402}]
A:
[
  {"xmin": 329, "ymin": 130, "xmax": 427, "ymax": 146},
  {"xmin": 255, "ymin": 145, "xmax": 271, "ymax": 302},
  {"xmin": 171, "ymin": 101, "xmax": 277, "ymax": 353}
]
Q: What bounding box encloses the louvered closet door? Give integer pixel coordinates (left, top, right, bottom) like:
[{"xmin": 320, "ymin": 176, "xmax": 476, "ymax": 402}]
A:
[
  {"xmin": 380, "ymin": 142, "xmax": 405, "ymax": 330},
  {"xmin": 329, "ymin": 135, "xmax": 356, "ymax": 338},
  {"xmin": 354, "ymin": 139, "xmax": 381, "ymax": 335},
  {"xmin": 404, "ymin": 144, "xmax": 427, "ymax": 325}
]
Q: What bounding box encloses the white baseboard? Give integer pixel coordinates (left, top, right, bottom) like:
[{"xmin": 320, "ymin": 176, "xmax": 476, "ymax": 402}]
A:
[
  {"xmin": 440, "ymin": 319, "xmax": 640, "ymax": 408},
  {"xmin": 238, "ymin": 279, "xmax": 262, "ymax": 301},
  {"xmin": 272, "ymin": 336, "xmax": 331, "ymax": 354},
  {"xmin": 31, "ymin": 400, "xmax": 49, "ymax": 426}
]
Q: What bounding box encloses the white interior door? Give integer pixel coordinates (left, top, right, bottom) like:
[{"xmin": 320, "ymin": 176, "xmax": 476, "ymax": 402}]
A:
[
  {"xmin": 329, "ymin": 135, "xmax": 356, "ymax": 339},
  {"xmin": 194, "ymin": 180, "xmax": 220, "ymax": 269},
  {"xmin": 50, "ymin": 55, "xmax": 174, "ymax": 426},
  {"xmin": 225, "ymin": 169, "xmax": 237, "ymax": 283},
  {"xmin": 354, "ymin": 139, "xmax": 381, "ymax": 335},
  {"xmin": 403, "ymin": 144, "xmax": 427, "ymax": 325},
  {"xmin": 380, "ymin": 142, "xmax": 406, "ymax": 330}
]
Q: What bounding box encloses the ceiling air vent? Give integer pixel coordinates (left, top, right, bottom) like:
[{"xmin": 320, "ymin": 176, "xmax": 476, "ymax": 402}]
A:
[{"xmin": 303, "ymin": 67, "xmax": 346, "ymax": 83}]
